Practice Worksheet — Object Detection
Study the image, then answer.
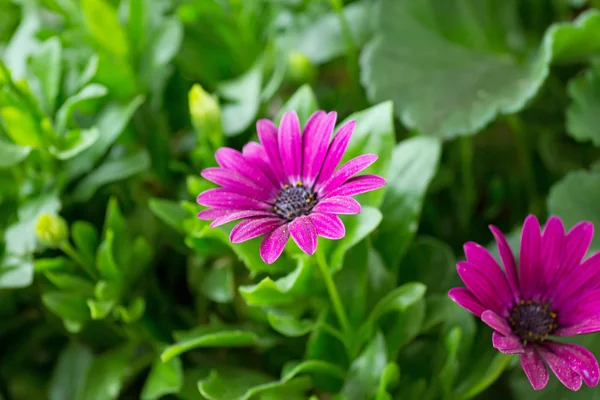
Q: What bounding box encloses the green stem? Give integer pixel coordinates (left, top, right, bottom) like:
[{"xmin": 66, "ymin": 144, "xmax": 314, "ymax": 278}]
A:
[
  {"xmin": 329, "ymin": 0, "xmax": 359, "ymax": 105},
  {"xmin": 505, "ymin": 114, "xmax": 539, "ymax": 214},
  {"xmin": 59, "ymin": 241, "xmax": 97, "ymax": 280},
  {"xmin": 316, "ymin": 250, "xmax": 351, "ymax": 335},
  {"xmin": 458, "ymin": 136, "xmax": 475, "ymax": 234}
]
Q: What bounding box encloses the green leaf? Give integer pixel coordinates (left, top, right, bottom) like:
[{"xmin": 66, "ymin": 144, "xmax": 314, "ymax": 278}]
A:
[
  {"xmin": 81, "ymin": 0, "xmax": 129, "ymax": 59},
  {"xmin": 374, "ymin": 137, "xmax": 442, "ymax": 270},
  {"xmin": 200, "ymin": 263, "xmax": 234, "ymax": 303},
  {"xmin": 114, "ymin": 297, "xmax": 145, "ymax": 323},
  {"xmin": 50, "ymin": 343, "xmax": 94, "ymax": 400},
  {"xmin": 34, "ymin": 257, "xmax": 73, "ymax": 273},
  {"xmin": 141, "ymin": 357, "xmax": 183, "ymax": 400},
  {"xmin": 72, "ymin": 221, "xmax": 99, "ymax": 265},
  {"xmin": 72, "ymin": 150, "xmax": 151, "ymax": 202},
  {"xmin": 0, "ymin": 106, "xmax": 42, "ymax": 147},
  {"xmin": 149, "ymin": 198, "xmax": 189, "ymax": 233},
  {"xmin": 402, "ymin": 237, "xmax": 456, "ymax": 293},
  {"xmin": 281, "ymin": 360, "xmax": 346, "ymax": 383},
  {"xmin": 274, "ymin": 84, "xmax": 319, "ymax": 125},
  {"xmin": 456, "ymin": 353, "xmax": 512, "ymax": 399},
  {"xmin": 239, "ymin": 259, "xmax": 313, "ymax": 306},
  {"xmin": 29, "ymin": 37, "xmax": 62, "ymax": 115},
  {"xmin": 96, "ymin": 231, "xmax": 121, "ymax": 281},
  {"xmin": 376, "ymin": 363, "xmax": 400, "ymax": 400},
  {"xmin": 55, "ymin": 84, "xmax": 108, "ymax": 133},
  {"xmin": 566, "ymin": 67, "xmax": 600, "ymax": 146},
  {"xmin": 77, "ymin": 345, "xmax": 132, "ymax": 400},
  {"xmin": 341, "ymin": 332, "xmax": 387, "ymax": 400},
  {"xmin": 87, "ymin": 299, "xmax": 115, "ymax": 320},
  {"xmin": 0, "ymin": 139, "xmax": 30, "ymax": 168},
  {"xmin": 50, "ymin": 128, "xmax": 100, "ymax": 160},
  {"xmin": 3, "ymin": 8, "xmax": 40, "ymax": 79},
  {"xmin": 145, "ymin": 18, "xmax": 183, "ymax": 69},
  {"xmin": 45, "ymin": 272, "xmax": 95, "ymax": 296},
  {"xmin": 549, "ymin": 10, "xmax": 600, "ymax": 64},
  {"xmin": 385, "ymin": 299, "xmax": 426, "ymax": 359},
  {"xmin": 338, "ymin": 101, "xmax": 395, "ymax": 207},
  {"xmin": 219, "ymin": 63, "xmax": 262, "ymax": 136},
  {"xmin": 42, "ymin": 292, "xmax": 90, "ymax": 323},
  {"xmin": 440, "ymin": 327, "xmax": 461, "ymax": 398},
  {"xmin": 0, "ymin": 254, "xmax": 34, "ymax": 288},
  {"xmin": 362, "ymin": 283, "xmax": 426, "ymax": 329},
  {"xmin": 267, "ymin": 311, "xmax": 315, "ymax": 337},
  {"xmin": 548, "ymin": 167, "xmax": 600, "ymax": 251}
]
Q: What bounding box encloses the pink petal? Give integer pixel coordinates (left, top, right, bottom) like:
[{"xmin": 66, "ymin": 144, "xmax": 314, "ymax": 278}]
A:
[
  {"xmin": 197, "ymin": 208, "xmax": 231, "ymax": 221},
  {"xmin": 326, "ymin": 175, "xmax": 386, "ymax": 198},
  {"xmin": 210, "ymin": 210, "xmax": 275, "ymax": 228},
  {"xmin": 312, "ymin": 196, "xmax": 361, "ymax": 215},
  {"xmin": 555, "ymin": 317, "xmax": 600, "ymax": 336},
  {"xmin": 464, "ymin": 242, "xmax": 514, "ymax": 309},
  {"xmin": 230, "ymin": 218, "xmax": 284, "ymax": 243},
  {"xmin": 519, "ymin": 215, "xmax": 542, "ymax": 301},
  {"xmin": 457, "ymin": 261, "xmax": 509, "ymax": 317},
  {"xmin": 544, "ymin": 342, "xmax": 600, "ymax": 387},
  {"xmin": 309, "ymin": 213, "xmax": 345, "ymax": 240},
  {"xmin": 289, "ymin": 216, "xmax": 318, "ymax": 255},
  {"xmin": 538, "ymin": 346, "xmax": 583, "ymax": 391},
  {"xmin": 257, "ymin": 119, "xmax": 287, "ymax": 186},
  {"xmin": 520, "ymin": 347, "xmax": 549, "ymax": 390},
  {"xmin": 314, "ymin": 120, "xmax": 356, "ymax": 189},
  {"xmin": 554, "ymin": 252, "xmax": 600, "ymax": 308},
  {"xmin": 448, "ymin": 287, "xmax": 486, "ymax": 317},
  {"xmin": 201, "ymin": 167, "xmax": 271, "ymax": 201},
  {"xmin": 242, "ymin": 142, "xmax": 280, "ymax": 187},
  {"xmin": 492, "ymin": 331, "xmax": 525, "ymax": 354},
  {"xmin": 539, "ymin": 217, "xmax": 565, "ymax": 296},
  {"xmin": 489, "ymin": 225, "xmax": 520, "ymax": 302},
  {"xmin": 559, "ymin": 289, "xmax": 600, "ymax": 325},
  {"xmin": 302, "ymin": 111, "xmax": 336, "ymax": 187},
  {"xmin": 481, "ymin": 310, "xmax": 513, "ymax": 336},
  {"xmin": 260, "ymin": 224, "xmax": 290, "ymax": 264},
  {"xmin": 215, "ymin": 147, "xmax": 277, "ymax": 193},
  {"xmin": 319, "ymin": 154, "xmax": 378, "ymax": 197},
  {"xmin": 197, "ymin": 189, "xmax": 270, "ymax": 210},
  {"xmin": 278, "ymin": 111, "xmax": 302, "ymax": 183}
]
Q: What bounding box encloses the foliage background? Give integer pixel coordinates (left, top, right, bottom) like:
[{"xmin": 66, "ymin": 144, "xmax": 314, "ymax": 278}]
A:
[{"xmin": 2, "ymin": 0, "xmax": 600, "ymax": 399}]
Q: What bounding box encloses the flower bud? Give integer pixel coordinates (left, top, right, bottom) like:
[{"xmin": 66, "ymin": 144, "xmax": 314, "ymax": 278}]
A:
[
  {"xmin": 287, "ymin": 51, "xmax": 316, "ymax": 83},
  {"xmin": 189, "ymin": 84, "xmax": 222, "ymax": 148},
  {"xmin": 35, "ymin": 213, "xmax": 69, "ymax": 248}
]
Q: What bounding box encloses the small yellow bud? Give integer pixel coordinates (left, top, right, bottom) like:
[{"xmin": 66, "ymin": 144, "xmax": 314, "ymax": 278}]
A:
[
  {"xmin": 189, "ymin": 84, "xmax": 222, "ymax": 148},
  {"xmin": 287, "ymin": 52, "xmax": 316, "ymax": 83},
  {"xmin": 35, "ymin": 213, "xmax": 69, "ymax": 248}
]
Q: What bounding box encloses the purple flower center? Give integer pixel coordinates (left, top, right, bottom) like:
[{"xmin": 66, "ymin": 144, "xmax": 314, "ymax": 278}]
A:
[
  {"xmin": 273, "ymin": 182, "xmax": 316, "ymax": 221},
  {"xmin": 509, "ymin": 300, "xmax": 557, "ymax": 342}
]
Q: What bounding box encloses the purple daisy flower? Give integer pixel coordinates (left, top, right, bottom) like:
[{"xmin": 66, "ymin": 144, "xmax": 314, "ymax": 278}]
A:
[
  {"xmin": 449, "ymin": 215, "xmax": 600, "ymax": 391},
  {"xmin": 196, "ymin": 110, "xmax": 386, "ymax": 264}
]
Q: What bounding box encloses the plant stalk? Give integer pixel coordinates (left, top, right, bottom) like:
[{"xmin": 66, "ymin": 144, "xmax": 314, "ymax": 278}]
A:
[{"xmin": 316, "ymin": 250, "xmax": 351, "ymax": 335}]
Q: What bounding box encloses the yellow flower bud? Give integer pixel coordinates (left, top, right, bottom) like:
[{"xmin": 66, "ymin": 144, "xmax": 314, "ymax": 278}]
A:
[
  {"xmin": 35, "ymin": 213, "xmax": 69, "ymax": 248},
  {"xmin": 287, "ymin": 52, "xmax": 316, "ymax": 83},
  {"xmin": 189, "ymin": 84, "xmax": 222, "ymax": 148}
]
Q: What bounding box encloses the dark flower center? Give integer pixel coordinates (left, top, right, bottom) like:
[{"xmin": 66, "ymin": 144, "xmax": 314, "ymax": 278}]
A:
[
  {"xmin": 509, "ymin": 300, "xmax": 557, "ymax": 342},
  {"xmin": 273, "ymin": 182, "xmax": 316, "ymax": 221}
]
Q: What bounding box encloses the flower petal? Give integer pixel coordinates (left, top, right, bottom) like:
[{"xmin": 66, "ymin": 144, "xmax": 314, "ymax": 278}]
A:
[
  {"xmin": 538, "ymin": 346, "xmax": 583, "ymax": 391},
  {"xmin": 289, "ymin": 216, "xmax": 318, "ymax": 255},
  {"xmin": 242, "ymin": 142, "xmax": 280, "ymax": 187},
  {"xmin": 230, "ymin": 218, "xmax": 284, "ymax": 243},
  {"xmin": 315, "ymin": 120, "xmax": 356, "ymax": 189},
  {"xmin": 260, "ymin": 224, "xmax": 290, "ymax": 264},
  {"xmin": 555, "ymin": 317, "xmax": 600, "ymax": 336},
  {"xmin": 520, "ymin": 348, "xmax": 549, "ymax": 390},
  {"xmin": 554, "ymin": 253, "xmax": 600, "ymax": 308},
  {"xmin": 215, "ymin": 147, "xmax": 277, "ymax": 193},
  {"xmin": 197, "ymin": 189, "xmax": 270, "ymax": 210},
  {"xmin": 519, "ymin": 215, "xmax": 542, "ymax": 300},
  {"xmin": 197, "ymin": 208, "xmax": 230, "ymax": 221},
  {"xmin": 210, "ymin": 210, "xmax": 275, "ymax": 228},
  {"xmin": 319, "ymin": 154, "xmax": 378, "ymax": 197},
  {"xmin": 464, "ymin": 242, "xmax": 514, "ymax": 309},
  {"xmin": 278, "ymin": 111, "xmax": 302, "ymax": 183},
  {"xmin": 544, "ymin": 342, "xmax": 600, "ymax": 387},
  {"xmin": 257, "ymin": 119, "xmax": 287, "ymax": 186},
  {"xmin": 492, "ymin": 331, "xmax": 525, "ymax": 354},
  {"xmin": 302, "ymin": 111, "xmax": 336, "ymax": 187},
  {"xmin": 309, "ymin": 212, "xmax": 345, "ymax": 240},
  {"xmin": 312, "ymin": 196, "xmax": 361, "ymax": 215},
  {"xmin": 326, "ymin": 175, "xmax": 386, "ymax": 198},
  {"xmin": 448, "ymin": 287, "xmax": 486, "ymax": 317},
  {"xmin": 559, "ymin": 289, "xmax": 600, "ymax": 326},
  {"xmin": 489, "ymin": 225, "xmax": 520, "ymax": 302},
  {"xmin": 481, "ymin": 310, "xmax": 513, "ymax": 336},
  {"xmin": 539, "ymin": 216, "xmax": 565, "ymax": 296},
  {"xmin": 201, "ymin": 167, "xmax": 271, "ymax": 201},
  {"xmin": 457, "ymin": 261, "xmax": 509, "ymax": 317}
]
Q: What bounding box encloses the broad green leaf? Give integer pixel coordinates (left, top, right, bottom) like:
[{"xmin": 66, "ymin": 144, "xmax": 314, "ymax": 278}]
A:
[
  {"xmin": 341, "ymin": 332, "xmax": 387, "ymax": 400},
  {"xmin": 376, "ymin": 363, "xmax": 400, "ymax": 400},
  {"xmin": 50, "ymin": 343, "xmax": 94, "ymax": 400},
  {"xmin": 45, "ymin": 272, "xmax": 95, "ymax": 296},
  {"xmin": 0, "ymin": 139, "xmax": 30, "ymax": 168},
  {"xmin": 440, "ymin": 327, "xmax": 461, "ymax": 398},
  {"xmin": 548, "ymin": 167, "xmax": 600, "ymax": 251},
  {"xmin": 566, "ymin": 67, "xmax": 600, "ymax": 146},
  {"xmin": 200, "ymin": 263, "xmax": 234, "ymax": 303},
  {"xmin": 374, "ymin": 137, "xmax": 442, "ymax": 270},
  {"xmin": 401, "ymin": 237, "xmax": 456, "ymax": 293},
  {"xmin": 338, "ymin": 101, "xmax": 395, "ymax": 207},
  {"xmin": 72, "ymin": 150, "xmax": 151, "ymax": 202},
  {"xmin": 198, "ymin": 368, "xmax": 310, "ymax": 400},
  {"xmin": 362, "ymin": 283, "xmax": 426, "ymax": 329},
  {"xmin": 127, "ymin": 0, "xmax": 148, "ymax": 55},
  {"xmin": 42, "ymin": 292, "xmax": 90, "ymax": 323},
  {"xmin": 72, "ymin": 221, "xmax": 99, "ymax": 265},
  {"xmin": 0, "ymin": 106, "xmax": 42, "ymax": 147},
  {"xmin": 549, "ymin": 9, "xmax": 600, "ymax": 63},
  {"xmin": 3, "ymin": 7, "xmax": 40, "ymax": 79},
  {"xmin": 29, "ymin": 37, "xmax": 62, "ymax": 114},
  {"xmin": 81, "ymin": 0, "xmax": 129, "ymax": 59},
  {"xmin": 55, "ymin": 84, "xmax": 108, "ymax": 133},
  {"xmin": 267, "ymin": 311, "xmax": 315, "ymax": 337},
  {"xmin": 145, "ymin": 18, "xmax": 183, "ymax": 69},
  {"xmin": 50, "ymin": 128, "xmax": 100, "ymax": 160},
  {"xmin": 219, "ymin": 63, "xmax": 262, "ymax": 136},
  {"xmin": 335, "ymin": 240, "xmax": 369, "ymax": 327},
  {"xmin": 0, "ymin": 254, "xmax": 34, "ymax": 288},
  {"xmin": 141, "ymin": 357, "xmax": 183, "ymax": 400},
  {"xmin": 149, "ymin": 198, "xmax": 189, "ymax": 233},
  {"xmin": 385, "ymin": 299, "xmax": 426, "ymax": 359},
  {"xmin": 34, "ymin": 256, "xmax": 73, "ymax": 273},
  {"xmin": 96, "ymin": 231, "xmax": 121, "ymax": 281},
  {"xmin": 77, "ymin": 345, "xmax": 132, "ymax": 400},
  {"xmin": 274, "ymin": 84, "xmax": 318, "ymax": 125},
  {"xmin": 281, "ymin": 360, "xmax": 346, "ymax": 383},
  {"xmin": 239, "ymin": 259, "xmax": 313, "ymax": 306}
]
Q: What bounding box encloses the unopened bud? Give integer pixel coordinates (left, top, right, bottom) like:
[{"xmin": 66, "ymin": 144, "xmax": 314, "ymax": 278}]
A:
[
  {"xmin": 189, "ymin": 84, "xmax": 222, "ymax": 148},
  {"xmin": 35, "ymin": 213, "xmax": 69, "ymax": 248},
  {"xmin": 287, "ymin": 52, "xmax": 316, "ymax": 83}
]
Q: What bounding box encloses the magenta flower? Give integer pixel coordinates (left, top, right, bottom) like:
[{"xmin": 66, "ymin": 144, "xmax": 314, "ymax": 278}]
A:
[
  {"xmin": 449, "ymin": 215, "xmax": 600, "ymax": 391},
  {"xmin": 196, "ymin": 110, "xmax": 386, "ymax": 264}
]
